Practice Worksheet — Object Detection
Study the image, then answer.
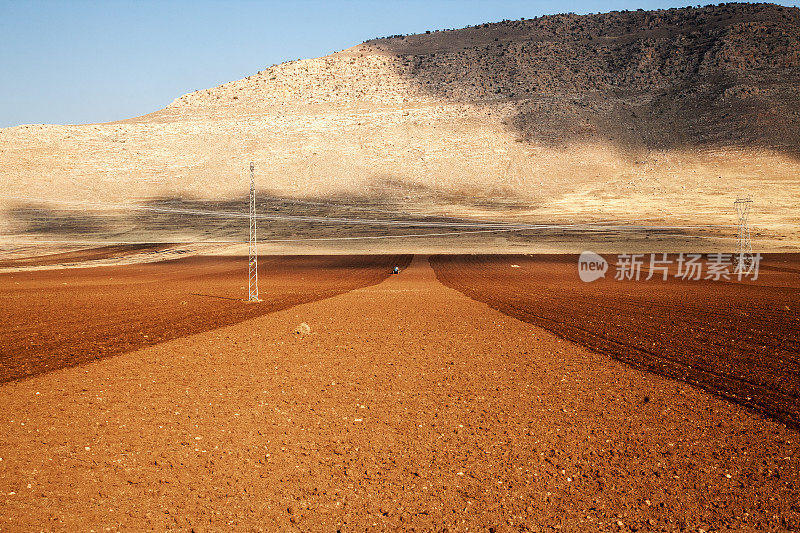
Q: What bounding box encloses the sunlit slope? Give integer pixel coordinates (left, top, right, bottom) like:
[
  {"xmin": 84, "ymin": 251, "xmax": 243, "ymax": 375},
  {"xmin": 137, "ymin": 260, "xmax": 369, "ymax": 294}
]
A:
[{"xmin": 1, "ymin": 3, "xmax": 798, "ymax": 249}]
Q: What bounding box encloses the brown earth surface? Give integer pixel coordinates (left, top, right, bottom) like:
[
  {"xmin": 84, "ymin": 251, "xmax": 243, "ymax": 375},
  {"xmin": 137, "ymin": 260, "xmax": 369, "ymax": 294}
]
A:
[
  {"xmin": 431, "ymin": 253, "xmax": 800, "ymax": 431},
  {"xmin": 1, "ymin": 255, "xmax": 799, "ymax": 530},
  {"xmin": 0, "ymin": 243, "xmax": 177, "ymax": 269},
  {"xmin": 0, "ymin": 254, "xmax": 411, "ymax": 383}
]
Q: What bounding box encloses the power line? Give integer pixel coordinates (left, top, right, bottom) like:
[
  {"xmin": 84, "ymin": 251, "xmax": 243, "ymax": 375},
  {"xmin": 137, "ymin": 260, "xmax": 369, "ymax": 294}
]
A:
[
  {"xmin": 248, "ymin": 162, "xmax": 259, "ymax": 302},
  {"xmin": 734, "ymin": 197, "xmax": 754, "ymax": 271}
]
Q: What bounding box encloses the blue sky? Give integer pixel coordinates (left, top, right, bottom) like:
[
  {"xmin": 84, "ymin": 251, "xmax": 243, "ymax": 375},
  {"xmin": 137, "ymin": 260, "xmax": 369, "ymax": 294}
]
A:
[{"xmin": 1, "ymin": 0, "xmax": 797, "ymax": 127}]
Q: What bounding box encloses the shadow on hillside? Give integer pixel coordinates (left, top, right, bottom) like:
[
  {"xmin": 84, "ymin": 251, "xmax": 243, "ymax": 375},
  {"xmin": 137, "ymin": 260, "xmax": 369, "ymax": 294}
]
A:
[
  {"xmin": 2, "ymin": 189, "xmax": 730, "ymax": 249},
  {"xmin": 7, "ymin": 205, "xmax": 111, "ymax": 236},
  {"xmin": 373, "ymin": 4, "xmax": 800, "ymax": 156},
  {"xmin": 3, "ymin": 189, "xmax": 523, "ymax": 243}
]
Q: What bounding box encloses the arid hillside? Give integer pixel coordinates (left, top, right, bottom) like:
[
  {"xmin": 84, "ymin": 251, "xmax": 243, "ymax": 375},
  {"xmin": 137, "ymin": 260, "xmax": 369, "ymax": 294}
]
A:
[
  {"xmin": 175, "ymin": 2, "xmax": 800, "ymax": 152},
  {"xmin": 1, "ymin": 3, "xmax": 799, "ymax": 253}
]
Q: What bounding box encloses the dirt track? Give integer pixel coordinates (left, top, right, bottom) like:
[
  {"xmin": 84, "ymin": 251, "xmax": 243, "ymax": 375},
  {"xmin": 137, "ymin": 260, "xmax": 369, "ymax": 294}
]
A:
[
  {"xmin": 1, "ymin": 255, "xmax": 798, "ymax": 531},
  {"xmin": 0, "ymin": 254, "xmax": 411, "ymax": 383},
  {"xmin": 431, "ymin": 254, "xmax": 800, "ymax": 430}
]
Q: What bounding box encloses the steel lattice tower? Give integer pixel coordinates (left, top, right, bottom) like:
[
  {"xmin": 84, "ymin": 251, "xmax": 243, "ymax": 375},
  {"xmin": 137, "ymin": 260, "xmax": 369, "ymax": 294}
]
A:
[
  {"xmin": 248, "ymin": 162, "xmax": 259, "ymax": 302},
  {"xmin": 734, "ymin": 197, "xmax": 753, "ymax": 270}
]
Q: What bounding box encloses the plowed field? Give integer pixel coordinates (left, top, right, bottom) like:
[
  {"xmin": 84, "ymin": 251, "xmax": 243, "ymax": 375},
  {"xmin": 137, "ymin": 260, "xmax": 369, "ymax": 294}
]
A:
[
  {"xmin": 1, "ymin": 256, "xmax": 798, "ymax": 531},
  {"xmin": 0, "ymin": 254, "xmax": 411, "ymax": 383},
  {"xmin": 430, "ymin": 254, "xmax": 800, "ymax": 430},
  {"xmin": 0, "ymin": 243, "xmax": 176, "ymax": 268}
]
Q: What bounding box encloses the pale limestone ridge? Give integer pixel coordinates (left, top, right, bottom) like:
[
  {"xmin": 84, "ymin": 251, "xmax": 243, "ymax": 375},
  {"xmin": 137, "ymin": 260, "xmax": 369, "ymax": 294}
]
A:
[
  {"xmin": 168, "ymin": 53, "xmax": 430, "ymax": 109},
  {"xmin": 1, "ymin": 3, "xmax": 799, "ymax": 251}
]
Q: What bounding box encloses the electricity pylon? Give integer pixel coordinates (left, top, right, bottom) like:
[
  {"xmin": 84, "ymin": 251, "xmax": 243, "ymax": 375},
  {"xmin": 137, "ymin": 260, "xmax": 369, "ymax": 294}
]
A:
[
  {"xmin": 734, "ymin": 197, "xmax": 753, "ymax": 271},
  {"xmin": 248, "ymin": 162, "xmax": 260, "ymax": 302}
]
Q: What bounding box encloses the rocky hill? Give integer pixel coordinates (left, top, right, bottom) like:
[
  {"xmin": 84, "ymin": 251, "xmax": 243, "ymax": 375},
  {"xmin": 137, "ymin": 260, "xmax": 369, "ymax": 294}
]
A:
[
  {"xmin": 168, "ymin": 3, "xmax": 800, "ymax": 152},
  {"xmin": 1, "ymin": 3, "xmax": 799, "ymax": 252}
]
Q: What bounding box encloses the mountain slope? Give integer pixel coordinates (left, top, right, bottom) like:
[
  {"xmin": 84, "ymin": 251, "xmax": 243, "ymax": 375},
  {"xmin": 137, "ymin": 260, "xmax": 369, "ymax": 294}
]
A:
[
  {"xmin": 167, "ymin": 3, "xmax": 800, "ymax": 152},
  {"xmin": 1, "ymin": 3, "xmax": 799, "ymax": 252}
]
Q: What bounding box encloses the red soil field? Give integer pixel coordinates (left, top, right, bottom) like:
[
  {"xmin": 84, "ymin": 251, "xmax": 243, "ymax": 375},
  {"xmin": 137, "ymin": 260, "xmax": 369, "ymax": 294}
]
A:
[
  {"xmin": 1, "ymin": 256, "xmax": 798, "ymax": 530},
  {"xmin": 0, "ymin": 254, "xmax": 411, "ymax": 383},
  {"xmin": 430, "ymin": 254, "xmax": 800, "ymax": 430},
  {"xmin": 0, "ymin": 243, "xmax": 176, "ymax": 268}
]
